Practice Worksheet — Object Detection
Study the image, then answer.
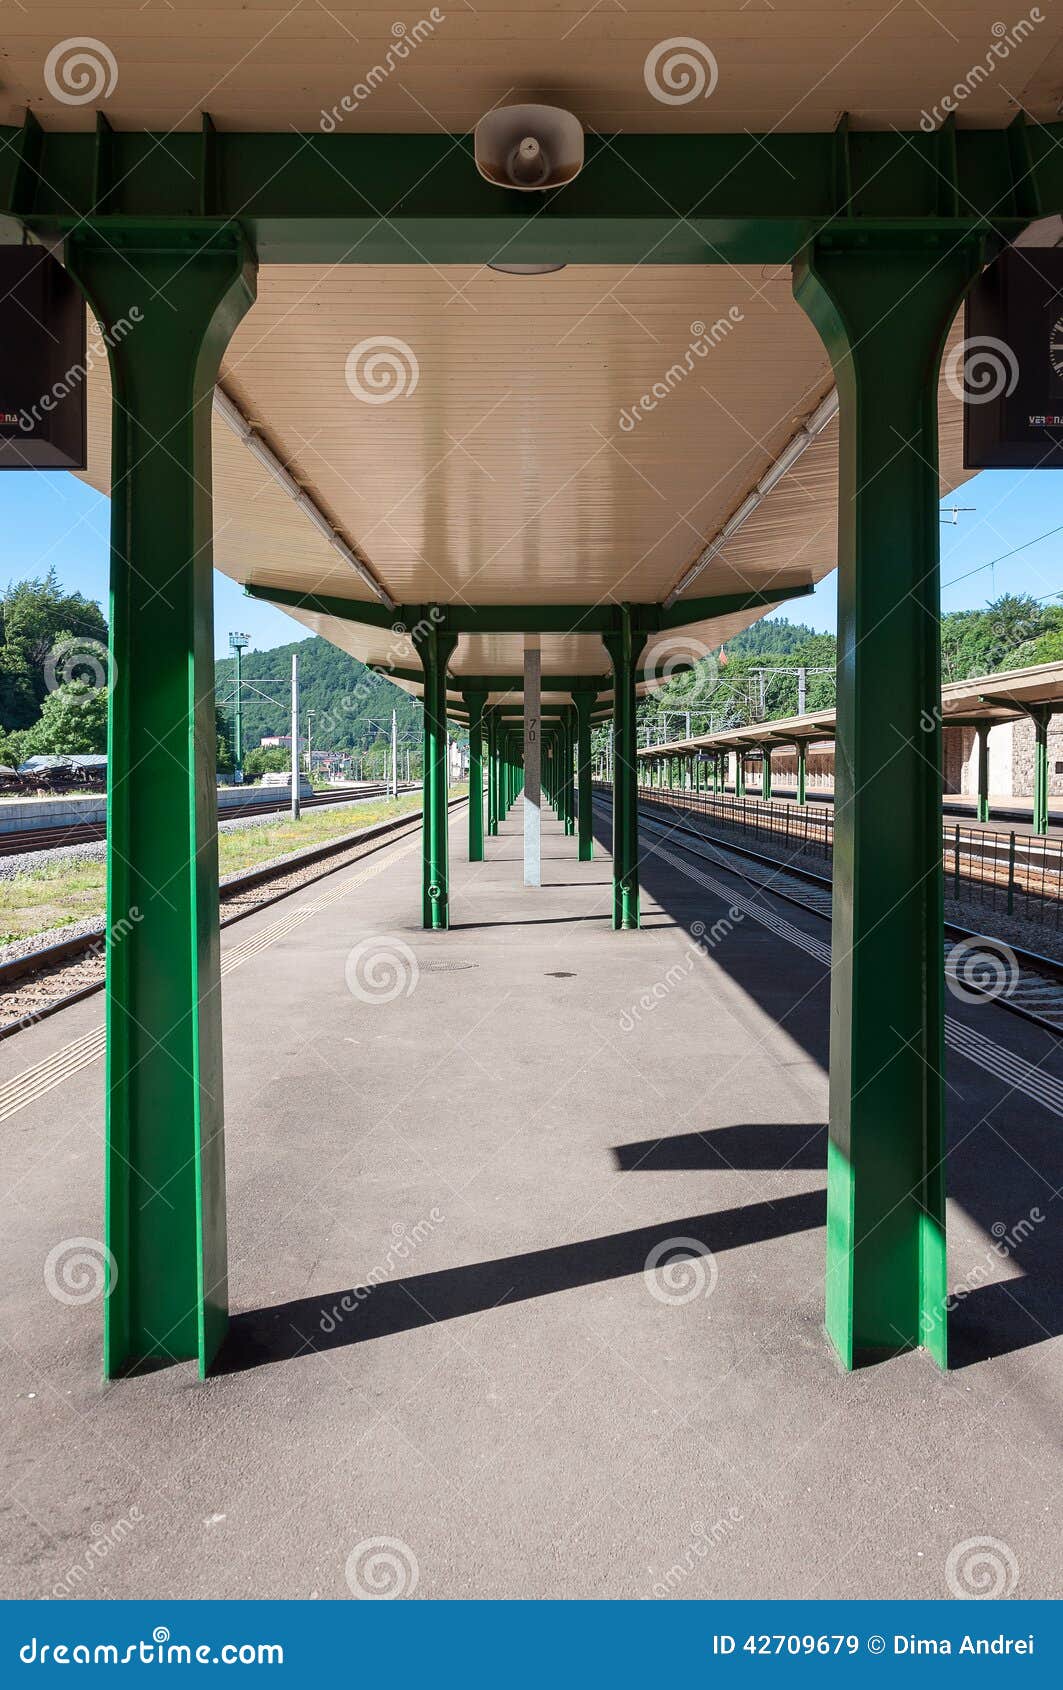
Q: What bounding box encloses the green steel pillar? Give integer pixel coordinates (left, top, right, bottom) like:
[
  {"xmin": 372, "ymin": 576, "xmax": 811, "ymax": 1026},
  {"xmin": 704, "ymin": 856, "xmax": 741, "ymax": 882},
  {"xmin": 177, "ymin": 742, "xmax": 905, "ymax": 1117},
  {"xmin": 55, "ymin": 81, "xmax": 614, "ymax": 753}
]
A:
[
  {"xmin": 735, "ymin": 752, "xmax": 745, "ymax": 798},
  {"xmin": 574, "ymin": 692, "xmax": 596, "ymax": 861},
  {"xmin": 761, "ymin": 746, "xmax": 772, "ymax": 803},
  {"xmin": 564, "ymin": 708, "xmax": 576, "ymax": 836},
  {"xmin": 975, "ymin": 723, "xmax": 990, "ymax": 826},
  {"xmin": 414, "ymin": 618, "xmax": 457, "ymax": 929},
  {"xmin": 796, "ymin": 740, "xmax": 807, "ymax": 806},
  {"xmin": 487, "ymin": 711, "xmax": 499, "ymax": 835},
  {"xmin": 66, "ymin": 227, "xmax": 257, "ymax": 1380},
  {"xmin": 603, "ymin": 607, "xmax": 647, "ymax": 930},
  {"xmin": 1032, "ymin": 709, "xmax": 1050, "ymax": 836},
  {"xmin": 463, "ymin": 690, "xmax": 487, "ymax": 861},
  {"xmin": 795, "ymin": 230, "xmax": 984, "ymax": 1370}
]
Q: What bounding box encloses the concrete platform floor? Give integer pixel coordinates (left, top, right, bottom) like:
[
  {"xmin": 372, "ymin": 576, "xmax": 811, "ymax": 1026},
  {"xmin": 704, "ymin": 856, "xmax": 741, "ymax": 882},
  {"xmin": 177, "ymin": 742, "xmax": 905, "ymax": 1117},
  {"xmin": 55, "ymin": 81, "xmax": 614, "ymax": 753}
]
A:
[{"xmin": 1, "ymin": 799, "xmax": 1061, "ymax": 1601}]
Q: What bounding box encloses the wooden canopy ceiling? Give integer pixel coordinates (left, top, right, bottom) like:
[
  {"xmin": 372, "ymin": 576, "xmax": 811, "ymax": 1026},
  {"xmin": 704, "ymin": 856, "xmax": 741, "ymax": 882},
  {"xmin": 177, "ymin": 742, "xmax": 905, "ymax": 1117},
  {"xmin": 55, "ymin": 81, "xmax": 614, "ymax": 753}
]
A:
[{"xmin": 3, "ymin": 3, "xmax": 1058, "ymax": 134}]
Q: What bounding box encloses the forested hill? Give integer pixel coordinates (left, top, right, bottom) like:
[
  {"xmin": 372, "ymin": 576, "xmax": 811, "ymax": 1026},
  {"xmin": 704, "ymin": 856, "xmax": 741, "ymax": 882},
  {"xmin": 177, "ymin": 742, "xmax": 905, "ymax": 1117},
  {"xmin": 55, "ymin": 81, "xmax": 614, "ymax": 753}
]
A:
[{"xmin": 214, "ymin": 636, "xmax": 421, "ymax": 753}]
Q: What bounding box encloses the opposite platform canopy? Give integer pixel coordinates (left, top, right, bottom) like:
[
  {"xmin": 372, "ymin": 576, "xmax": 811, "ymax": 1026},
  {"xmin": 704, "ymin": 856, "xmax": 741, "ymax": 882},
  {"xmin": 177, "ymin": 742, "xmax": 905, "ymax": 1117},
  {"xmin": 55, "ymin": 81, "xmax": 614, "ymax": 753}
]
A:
[{"xmin": 639, "ymin": 663, "xmax": 1063, "ymax": 757}]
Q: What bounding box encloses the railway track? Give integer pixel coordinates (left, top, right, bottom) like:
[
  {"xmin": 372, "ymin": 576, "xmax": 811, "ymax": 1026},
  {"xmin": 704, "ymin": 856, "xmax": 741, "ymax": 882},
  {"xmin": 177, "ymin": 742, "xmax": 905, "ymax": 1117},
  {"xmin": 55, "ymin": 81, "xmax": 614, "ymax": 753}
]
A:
[
  {"xmin": 0, "ymin": 796, "xmax": 464, "ymax": 1041},
  {"xmin": 643, "ymin": 786, "xmax": 1063, "ymax": 935},
  {"xmin": 624, "ymin": 792, "xmax": 1063, "ymax": 1037},
  {"xmin": 0, "ymin": 783, "xmax": 410, "ymax": 858}
]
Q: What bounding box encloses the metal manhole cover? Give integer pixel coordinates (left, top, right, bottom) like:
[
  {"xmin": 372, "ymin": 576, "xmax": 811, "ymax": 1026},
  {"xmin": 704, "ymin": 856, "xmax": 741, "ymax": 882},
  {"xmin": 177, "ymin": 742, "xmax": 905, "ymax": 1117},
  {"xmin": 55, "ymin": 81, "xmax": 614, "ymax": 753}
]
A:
[{"xmin": 418, "ymin": 959, "xmax": 479, "ymax": 973}]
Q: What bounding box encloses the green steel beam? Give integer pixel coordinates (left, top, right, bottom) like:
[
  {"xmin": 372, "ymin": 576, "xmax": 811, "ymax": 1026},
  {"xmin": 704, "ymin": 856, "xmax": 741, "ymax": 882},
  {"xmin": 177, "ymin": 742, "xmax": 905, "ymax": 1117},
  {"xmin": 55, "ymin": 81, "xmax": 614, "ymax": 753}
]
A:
[
  {"xmin": 658, "ymin": 583, "xmax": 813, "ymax": 629},
  {"xmin": 5, "ymin": 117, "xmax": 1052, "ymax": 265},
  {"xmin": 794, "ymin": 228, "xmax": 985, "ymax": 1371},
  {"xmin": 65, "ymin": 224, "xmax": 256, "ymax": 1380},
  {"xmin": 247, "ymin": 585, "xmax": 812, "ymax": 638}
]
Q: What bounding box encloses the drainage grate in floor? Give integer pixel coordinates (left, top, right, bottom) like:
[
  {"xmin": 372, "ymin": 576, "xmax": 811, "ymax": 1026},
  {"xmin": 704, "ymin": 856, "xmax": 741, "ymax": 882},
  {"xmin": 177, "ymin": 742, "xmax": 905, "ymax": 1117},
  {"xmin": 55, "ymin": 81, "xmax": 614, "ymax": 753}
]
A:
[{"xmin": 418, "ymin": 959, "xmax": 479, "ymax": 973}]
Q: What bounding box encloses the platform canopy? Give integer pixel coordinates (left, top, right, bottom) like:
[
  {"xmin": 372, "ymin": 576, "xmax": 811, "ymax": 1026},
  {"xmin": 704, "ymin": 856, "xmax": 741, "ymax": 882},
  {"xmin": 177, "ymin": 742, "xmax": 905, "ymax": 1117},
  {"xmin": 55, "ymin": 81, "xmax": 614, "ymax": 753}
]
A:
[
  {"xmin": 4, "ymin": 0, "xmax": 1052, "ymax": 706},
  {"xmin": 639, "ymin": 663, "xmax": 1063, "ymax": 757}
]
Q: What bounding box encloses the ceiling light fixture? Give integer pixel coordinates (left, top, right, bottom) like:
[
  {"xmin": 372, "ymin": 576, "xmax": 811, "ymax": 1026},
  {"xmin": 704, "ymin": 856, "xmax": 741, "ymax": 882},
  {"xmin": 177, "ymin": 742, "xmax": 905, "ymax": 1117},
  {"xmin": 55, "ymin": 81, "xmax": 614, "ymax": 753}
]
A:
[
  {"xmin": 663, "ymin": 389, "xmax": 839, "ymax": 609},
  {"xmin": 212, "ymin": 386, "xmax": 396, "ymax": 613}
]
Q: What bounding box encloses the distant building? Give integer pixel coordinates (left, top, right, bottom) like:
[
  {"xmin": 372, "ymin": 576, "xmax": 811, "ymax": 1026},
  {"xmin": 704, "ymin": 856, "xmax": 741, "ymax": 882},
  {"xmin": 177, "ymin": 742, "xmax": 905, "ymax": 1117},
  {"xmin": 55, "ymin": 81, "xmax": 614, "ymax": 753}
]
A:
[{"xmin": 260, "ymin": 734, "xmax": 293, "ymax": 749}]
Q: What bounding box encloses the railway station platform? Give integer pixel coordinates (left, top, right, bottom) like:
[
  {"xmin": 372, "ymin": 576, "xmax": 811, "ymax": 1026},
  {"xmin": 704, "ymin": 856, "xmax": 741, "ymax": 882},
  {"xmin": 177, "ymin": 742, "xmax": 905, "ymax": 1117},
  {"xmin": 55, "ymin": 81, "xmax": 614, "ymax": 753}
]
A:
[{"xmin": 2, "ymin": 800, "xmax": 1061, "ymax": 1600}]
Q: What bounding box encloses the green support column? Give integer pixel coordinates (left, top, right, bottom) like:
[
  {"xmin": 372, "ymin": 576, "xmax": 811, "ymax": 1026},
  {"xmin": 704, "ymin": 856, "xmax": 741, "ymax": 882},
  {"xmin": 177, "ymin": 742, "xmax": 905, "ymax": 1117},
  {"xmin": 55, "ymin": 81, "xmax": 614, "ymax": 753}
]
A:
[
  {"xmin": 414, "ymin": 619, "xmax": 457, "ymax": 928},
  {"xmin": 463, "ymin": 690, "xmax": 487, "ymax": 860},
  {"xmin": 487, "ymin": 711, "xmax": 499, "ymax": 836},
  {"xmin": 735, "ymin": 752, "xmax": 745, "ymax": 798},
  {"xmin": 796, "ymin": 740, "xmax": 807, "ymax": 806},
  {"xmin": 66, "ymin": 227, "xmax": 257, "ymax": 1380},
  {"xmin": 573, "ymin": 692, "xmax": 596, "ymax": 861},
  {"xmin": 761, "ymin": 746, "xmax": 772, "ymax": 803},
  {"xmin": 1033, "ymin": 710, "xmax": 1050, "ymax": 836},
  {"xmin": 603, "ymin": 607, "xmax": 647, "ymax": 930},
  {"xmin": 976, "ymin": 723, "xmax": 990, "ymax": 825},
  {"xmin": 564, "ymin": 708, "xmax": 576, "ymax": 836},
  {"xmin": 795, "ymin": 230, "xmax": 984, "ymax": 1370}
]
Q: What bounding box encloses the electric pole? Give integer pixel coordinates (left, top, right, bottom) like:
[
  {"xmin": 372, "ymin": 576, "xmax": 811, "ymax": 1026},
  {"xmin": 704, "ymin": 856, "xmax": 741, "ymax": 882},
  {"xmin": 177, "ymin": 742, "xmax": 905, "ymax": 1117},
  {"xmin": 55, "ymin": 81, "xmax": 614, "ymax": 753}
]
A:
[
  {"xmin": 228, "ymin": 632, "xmax": 250, "ymax": 783},
  {"xmin": 391, "ymin": 709, "xmax": 398, "ymax": 799}
]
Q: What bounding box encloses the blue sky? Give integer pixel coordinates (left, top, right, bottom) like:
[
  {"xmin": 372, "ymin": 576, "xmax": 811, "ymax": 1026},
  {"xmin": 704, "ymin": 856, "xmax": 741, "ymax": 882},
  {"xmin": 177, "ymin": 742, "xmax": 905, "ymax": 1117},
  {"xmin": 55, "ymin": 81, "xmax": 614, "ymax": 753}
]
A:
[{"xmin": 5, "ymin": 465, "xmax": 1063, "ymax": 654}]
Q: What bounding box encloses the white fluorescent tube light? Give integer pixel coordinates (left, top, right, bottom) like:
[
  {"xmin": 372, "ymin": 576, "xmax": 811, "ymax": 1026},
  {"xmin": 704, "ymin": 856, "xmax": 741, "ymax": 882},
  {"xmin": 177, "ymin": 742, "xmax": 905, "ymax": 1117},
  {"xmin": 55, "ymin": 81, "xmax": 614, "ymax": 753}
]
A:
[
  {"xmin": 663, "ymin": 388, "xmax": 839, "ymax": 609},
  {"xmin": 211, "ymin": 386, "xmax": 396, "ymax": 612}
]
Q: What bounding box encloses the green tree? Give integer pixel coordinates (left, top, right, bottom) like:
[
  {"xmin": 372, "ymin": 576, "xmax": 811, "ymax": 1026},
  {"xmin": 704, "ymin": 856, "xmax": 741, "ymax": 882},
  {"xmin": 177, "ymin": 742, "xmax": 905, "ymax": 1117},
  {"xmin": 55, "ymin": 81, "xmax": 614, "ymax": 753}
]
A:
[
  {"xmin": 243, "ymin": 745, "xmax": 292, "ymax": 778},
  {"xmin": 0, "ymin": 569, "xmax": 108, "ymax": 732},
  {"xmin": 20, "ymin": 681, "xmax": 108, "ymax": 756}
]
